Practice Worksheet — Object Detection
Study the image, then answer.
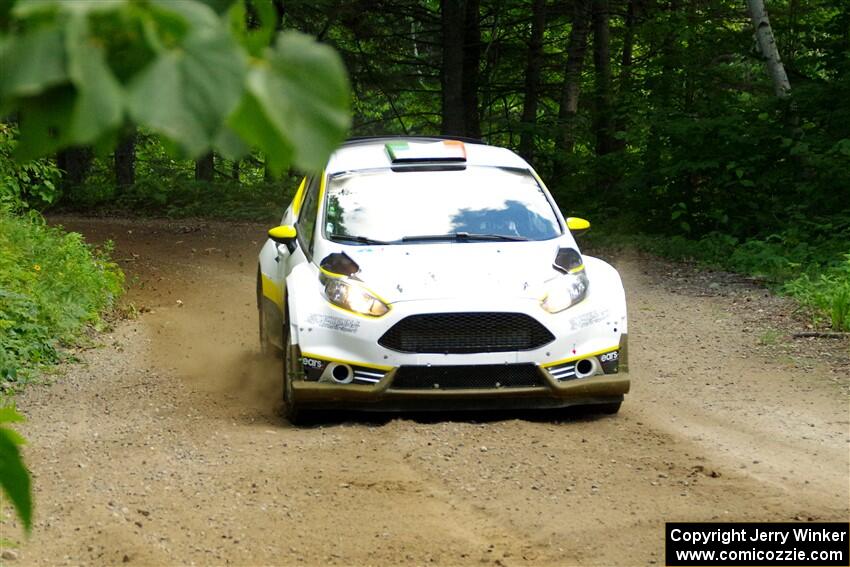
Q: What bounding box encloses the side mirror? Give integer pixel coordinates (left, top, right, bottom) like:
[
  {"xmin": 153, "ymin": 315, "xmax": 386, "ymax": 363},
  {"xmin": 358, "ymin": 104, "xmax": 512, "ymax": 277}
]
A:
[
  {"xmin": 566, "ymin": 217, "xmax": 590, "ymax": 237},
  {"xmin": 268, "ymin": 225, "xmax": 297, "ymax": 245}
]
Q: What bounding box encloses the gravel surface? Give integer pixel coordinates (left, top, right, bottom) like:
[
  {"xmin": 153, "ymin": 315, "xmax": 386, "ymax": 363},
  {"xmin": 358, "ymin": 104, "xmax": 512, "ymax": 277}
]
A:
[{"xmin": 2, "ymin": 216, "xmax": 848, "ymax": 566}]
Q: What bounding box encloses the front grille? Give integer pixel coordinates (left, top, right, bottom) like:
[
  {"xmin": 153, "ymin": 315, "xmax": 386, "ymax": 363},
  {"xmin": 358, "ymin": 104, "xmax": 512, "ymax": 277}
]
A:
[
  {"xmin": 391, "ymin": 364, "xmax": 545, "ymax": 390},
  {"xmin": 378, "ymin": 312, "xmax": 555, "ymax": 354}
]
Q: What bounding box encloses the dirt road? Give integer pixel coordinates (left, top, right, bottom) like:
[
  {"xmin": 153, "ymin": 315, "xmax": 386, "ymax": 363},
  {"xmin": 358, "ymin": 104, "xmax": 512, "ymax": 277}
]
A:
[{"xmin": 4, "ymin": 217, "xmax": 848, "ymax": 566}]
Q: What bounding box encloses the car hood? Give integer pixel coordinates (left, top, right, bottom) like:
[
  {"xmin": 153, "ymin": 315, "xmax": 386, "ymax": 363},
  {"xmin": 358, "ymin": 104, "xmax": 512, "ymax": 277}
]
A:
[{"xmin": 345, "ymin": 240, "xmax": 565, "ymax": 303}]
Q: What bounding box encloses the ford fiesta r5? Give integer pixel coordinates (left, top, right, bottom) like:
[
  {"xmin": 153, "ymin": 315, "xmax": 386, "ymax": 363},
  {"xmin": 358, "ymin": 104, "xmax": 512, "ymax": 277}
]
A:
[{"xmin": 257, "ymin": 137, "xmax": 629, "ymax": 423}]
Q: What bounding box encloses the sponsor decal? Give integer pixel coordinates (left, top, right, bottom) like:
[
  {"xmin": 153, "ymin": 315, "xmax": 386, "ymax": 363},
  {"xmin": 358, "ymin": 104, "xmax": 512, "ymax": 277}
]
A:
[
  {"xmin": 300, "ymin": 356, "xmax": 326, "ymax": 381},
  {"xmin": 306, "ymin": 313, "xmax": 360, "ymax": 333},
  {"xmin": 301, "ymin": 357, "xmax": 324, "ymax": 369},
  {"xmin": 599, "ymin": 350, "xmax": 619, "ymax": 374},
  {"xmin": 600, "ymin": 351, "xmax": 618, "ymax": 362},
  {"xmin": 569, "ymin": 309, "xmax": 609, "ymax": 331}
]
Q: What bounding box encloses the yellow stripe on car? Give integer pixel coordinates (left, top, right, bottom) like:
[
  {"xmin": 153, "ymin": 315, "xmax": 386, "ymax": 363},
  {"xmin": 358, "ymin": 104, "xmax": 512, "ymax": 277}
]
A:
[
  {"xmin": 292, "ymin": 177, "xmax": 307, "ymax": 217},
  {"xmin": 319, "ymin": 266, "xmax": 346, "ymax": 278},
  {"xmin": 261, "ymin": 274, "xmax": 283, "ymax": 309},
  {"xmin": 300, "ymin": 351, "xmax": 393, "ymax": 372},
  {"xmin": 541, "ymin": 346, "xmax": 619, "ymax": 368}
]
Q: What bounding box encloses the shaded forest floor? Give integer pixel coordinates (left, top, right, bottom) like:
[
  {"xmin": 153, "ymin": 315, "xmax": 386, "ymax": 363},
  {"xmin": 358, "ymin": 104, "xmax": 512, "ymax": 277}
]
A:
[{"xmin": 3, "ymin": 216, "xmax": 848, "ymax": 566}]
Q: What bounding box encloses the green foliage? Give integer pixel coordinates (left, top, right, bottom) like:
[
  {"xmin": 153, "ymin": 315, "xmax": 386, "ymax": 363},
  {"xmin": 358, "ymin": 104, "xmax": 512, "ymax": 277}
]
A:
[
  {"xmin": 0, "ymin": 0, "xmax": 351, "ymax": 174},
  {"xmin": 0, "ymin": 124, "xmax": 61, "ymax": 211},
  {"xmin": 588, "ymin": 221, "xmax": 850, "ymax": 331},
  {"xmin": 0, "ymin": 212, "xmax": 124, "ymax": 383},
  {"xmin": 784, "ymin": 256, "xmax": 850, "ymax": 332},
  {"xmin": 0, "ymin": 404, "xmax": 31, "ymax": 533},
  {"xmin": 63, "ymin": 178, "xmax": 298, "ymax": 222}
]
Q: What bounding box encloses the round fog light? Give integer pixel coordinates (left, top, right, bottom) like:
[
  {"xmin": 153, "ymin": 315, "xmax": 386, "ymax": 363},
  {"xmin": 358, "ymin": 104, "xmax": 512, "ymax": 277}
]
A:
[
  {"xmin": 331, "ymin": 363, "xmax": 352, "ymax": 383},
  {"xmin": 575, "ymin": 358, "xmax": 596, "ymax": 378}
]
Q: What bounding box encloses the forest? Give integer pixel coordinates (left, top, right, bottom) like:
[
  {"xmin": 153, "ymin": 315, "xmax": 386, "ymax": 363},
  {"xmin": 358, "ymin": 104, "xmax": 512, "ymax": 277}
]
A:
[
  {"xmin": 0, "ymin": 0, "xmax": 848, "ymax": 546},
  {"xmin": 2, "ymin": 1, "xmax": 849, "ymax": 369}
]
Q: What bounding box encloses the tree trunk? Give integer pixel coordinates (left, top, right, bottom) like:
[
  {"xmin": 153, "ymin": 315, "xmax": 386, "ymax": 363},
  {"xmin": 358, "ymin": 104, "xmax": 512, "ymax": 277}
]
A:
[
  {"xmin": 56, "ymin": 147, "xmax": 93, "ymax": 189},
  {"xmin": 195, "ymin": 152, "xmax": 215, "ymax": 183},
  {"xmin": 272, "ymin": 0, "xmax": 285, "ymax": 31},
  {"xmin": 592, "ymin": 0, "xmax": 614, "ymax": 157},
  {"xmin": 746, "ymin": 0, "xmax": 791, "ymax": 97},
  {"xmin": 462, "ymin": 0, "xmax": 481, "ymax": 138},
  {"xmin": 441, "ymin": 0, "xmax": 465, "ymax": 136},
  {"xmin": 518, "ymin": 0, "xmax": 547, "ymax": 161},
  {"xmin": 231, "ymin": 159, "xmax": 240, "ymax": 183},
  {"xmin": 645, "ymin": 0, "xmax": 679, "ymax": 186},
  {"xmin": 553, "ymin": 0, "xmax": 592, "ymax": 178},
  {"xmin": 114, "ymin": 131, "xmax": 136, "ymax": 187},
  {"xmin": 611, "ymin": 0, "xmax": 637, "ymax": 153}
]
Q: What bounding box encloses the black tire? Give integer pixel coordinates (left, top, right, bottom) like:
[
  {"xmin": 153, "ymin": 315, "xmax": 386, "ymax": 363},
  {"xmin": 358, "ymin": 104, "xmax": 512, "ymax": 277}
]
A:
[
  {"xmin": 280, "ymin": 309, "xmax": 305, "ymax": 425},
  {"xmin": 596, "ymin": 402, "xmax": 622, "ymax": 415},
  {"xmin": 257, "ymin": 269, "xmax": 270, "ymax": 355},
  {"xmin": 258, "ymin": 306, "xmax": 270, "ymax": 355}
]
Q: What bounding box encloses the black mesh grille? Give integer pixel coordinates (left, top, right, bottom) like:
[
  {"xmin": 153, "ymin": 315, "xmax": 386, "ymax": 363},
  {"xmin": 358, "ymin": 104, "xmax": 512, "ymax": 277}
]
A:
[
  {"xmin": 391, "ymin": 364, "xmax": 545, "ymax": 390},
  {"xmin": 378, "ymin": 312, "xmax": 554, "ymax": 354}
]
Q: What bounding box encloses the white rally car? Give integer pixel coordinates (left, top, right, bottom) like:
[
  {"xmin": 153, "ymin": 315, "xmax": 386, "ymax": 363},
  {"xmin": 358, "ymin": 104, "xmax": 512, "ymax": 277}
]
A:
[{"xmin": 257, "ymin": 137, "xmax": 628, "ymax": 423}]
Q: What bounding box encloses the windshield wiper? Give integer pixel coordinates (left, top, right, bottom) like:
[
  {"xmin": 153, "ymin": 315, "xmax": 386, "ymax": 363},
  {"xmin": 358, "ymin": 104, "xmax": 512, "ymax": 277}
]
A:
[
  {"xmin": 401, "ymin": 232, "xmax": 529, "ymax": 242},
  {"xmin": 329, "ymin": 233, "xmax": 391, "ymax": 245}
]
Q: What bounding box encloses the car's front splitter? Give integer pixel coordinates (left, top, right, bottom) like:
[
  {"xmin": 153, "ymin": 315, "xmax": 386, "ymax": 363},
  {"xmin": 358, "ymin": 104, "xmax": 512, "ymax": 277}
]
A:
[{"xmin": 291, "ymin": 367, "xmax": 629, "ymax": 411}]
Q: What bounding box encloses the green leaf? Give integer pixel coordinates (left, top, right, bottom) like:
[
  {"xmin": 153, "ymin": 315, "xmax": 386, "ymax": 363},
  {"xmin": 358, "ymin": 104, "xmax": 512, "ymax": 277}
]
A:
[
  {"xmin": 230, "ymin": 31, "xmax": 350, "ymax": 173},
  {"xmin": 228, "ymin": 86, "xmax": 293, "ymax": 172},
  {"xmin": 213, "ymin": 124, "xmax": 249, "ymax": 160},
  {"xmin": 0, "ymin": 1, "xmax": 14, "ymax": 29},
  {"xmin": 0, "ymin": 406, "xmax": 24, "ymax": 424},
  {"xmin": 65, "ymin": 12, "xmax": 124, "ymax": 144},
  {"xmin": 13, "ymin": 0, "xmax": 126, "ymax": 17},
  {"xmin": 197, "ymin": 0, "xmax": 237, "ymax": 15},
  {"xmin": 0, "ymin": 23, "xmax": 67, "ymax": 100},
  {"xmin": 127, "ymin": 25, "xmax": 246, "ymax": 157},
  {"xmin": 14, "ymin": 86, "xmax": 76, "ymax": 161},
  {"xmin": 149, "ymin": 0, "xmax": 220, "ymax": 30},
  {"xmin": 228, "ymin": 0, "xmax": 276, "ymax": 57},
  {"xmin": 0, "ymin": 427, "xmax": 32, "ymax": 532}
]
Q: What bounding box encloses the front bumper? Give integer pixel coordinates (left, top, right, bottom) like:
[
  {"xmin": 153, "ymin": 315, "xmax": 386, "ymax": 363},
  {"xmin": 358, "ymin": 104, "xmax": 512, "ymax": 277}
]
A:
[
  {"xmin": 291, "ymin": 364, "xmax": 629, "ymax": 412},
  {"xmin": 287, "ymin": 275, "xmax": 630, "ymax": 411}
]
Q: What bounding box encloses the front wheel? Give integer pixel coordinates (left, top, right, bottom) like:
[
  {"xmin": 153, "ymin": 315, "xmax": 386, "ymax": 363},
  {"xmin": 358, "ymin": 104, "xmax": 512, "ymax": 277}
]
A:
[
  {"xmin": 281, "ymin": 315, "xmax": 306, "ymax": 425},
  {"xmin": 595, "ymin": 402, "xmax": 622, "ymax": 415},
  {"xmin": 257, "ymin": 268, "xmax": 271, "ymax": 355}
]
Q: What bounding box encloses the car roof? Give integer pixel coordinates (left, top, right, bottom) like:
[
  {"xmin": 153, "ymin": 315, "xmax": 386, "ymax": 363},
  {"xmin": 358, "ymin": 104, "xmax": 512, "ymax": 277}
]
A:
[{"xmin": 325, "ymin": 136, "xmax": 531, "ymax": 175}]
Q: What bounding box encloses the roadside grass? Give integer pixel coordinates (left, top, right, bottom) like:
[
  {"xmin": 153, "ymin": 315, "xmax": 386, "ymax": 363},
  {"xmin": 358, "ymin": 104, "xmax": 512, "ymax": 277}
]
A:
[
  {"xmin": 58, "ymin": 178, "xmax": 299, "ymax": 223},
  {"xmin": 783, "ymin": 257, "xmax": 850, "ymax": 332},
  {"xmin": 0, "ymin": 212, "xmax": 124, "ymax": 387},
  {"xmin": 585, "ymin": 225, "xmax": 850, "ymax": 332},
  {"xmin": 758, "ymin": 328, "xmax": 782, "ymax": 346}
]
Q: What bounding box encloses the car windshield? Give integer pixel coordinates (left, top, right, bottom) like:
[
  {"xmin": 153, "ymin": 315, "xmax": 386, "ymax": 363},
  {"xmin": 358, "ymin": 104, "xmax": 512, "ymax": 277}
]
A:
[{"xmin": 323, "ymin": 166, "xmax": 561, "ymax": 244}]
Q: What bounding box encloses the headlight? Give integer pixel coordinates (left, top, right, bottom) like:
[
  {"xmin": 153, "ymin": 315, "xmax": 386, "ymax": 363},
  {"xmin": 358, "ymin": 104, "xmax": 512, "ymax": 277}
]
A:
[
  {"xmin": 320, "ymin": 274, "xmax": 389, "ymax": 317},
  {"xmin": 541, "ymin": 270, "xmax": 589, "ymax": 313}
]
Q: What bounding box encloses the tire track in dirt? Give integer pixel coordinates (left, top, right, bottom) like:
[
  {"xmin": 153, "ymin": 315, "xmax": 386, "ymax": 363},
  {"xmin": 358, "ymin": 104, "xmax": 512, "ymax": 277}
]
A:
[{"xmin": 5, "ymin": 217, "xmax": 847, "ymax": 566}]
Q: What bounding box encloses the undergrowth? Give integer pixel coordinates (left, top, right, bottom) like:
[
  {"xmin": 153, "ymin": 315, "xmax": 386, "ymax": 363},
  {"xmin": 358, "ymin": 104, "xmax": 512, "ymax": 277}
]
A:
[
  {"xmin": 586, "ymin": 223, "xmax": 850, "ymax": 332},
  {"xmin": 59, "ymin": 178, "xmax": 299, "ymax": 223},
  {"xmin": 0, "ymin": 212, "xmax": 124, "ymax": 385}
]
